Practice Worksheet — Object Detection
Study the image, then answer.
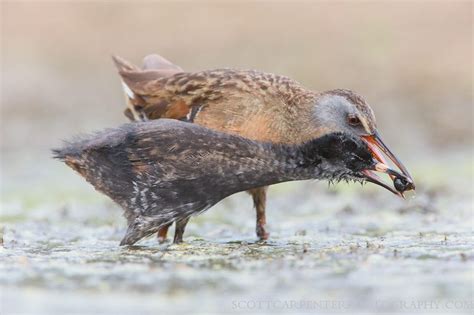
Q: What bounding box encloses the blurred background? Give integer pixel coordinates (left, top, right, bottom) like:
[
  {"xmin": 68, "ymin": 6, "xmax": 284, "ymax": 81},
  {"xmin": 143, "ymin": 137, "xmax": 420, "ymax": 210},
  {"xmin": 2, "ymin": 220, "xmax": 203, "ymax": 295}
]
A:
[
  {"xmin": 2, "ymin": 1, "xmax": 472, "ymax": 151},
  {"xmin": 1, "ymin": 1, "xmax": 473, "ymax": 314}
]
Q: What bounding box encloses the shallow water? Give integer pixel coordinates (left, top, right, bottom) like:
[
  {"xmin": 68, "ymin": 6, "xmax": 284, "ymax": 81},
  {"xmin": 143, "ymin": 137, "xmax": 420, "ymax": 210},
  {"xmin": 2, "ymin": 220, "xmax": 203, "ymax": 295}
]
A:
[{"xmin": 1, "ymin": 152, "xmax": 473, "ymax": 314}]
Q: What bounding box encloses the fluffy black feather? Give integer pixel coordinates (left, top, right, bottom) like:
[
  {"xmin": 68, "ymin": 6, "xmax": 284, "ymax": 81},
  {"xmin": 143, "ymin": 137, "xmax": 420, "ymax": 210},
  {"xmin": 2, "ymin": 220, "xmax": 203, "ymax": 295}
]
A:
[{"xmin": 53, "ymin": 119, "xmax": 376, "ymax": 245}]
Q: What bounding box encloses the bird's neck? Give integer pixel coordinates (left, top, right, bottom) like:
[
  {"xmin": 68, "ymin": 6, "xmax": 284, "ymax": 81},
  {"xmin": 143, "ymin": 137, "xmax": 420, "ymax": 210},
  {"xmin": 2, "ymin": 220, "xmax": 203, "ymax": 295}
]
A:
[
  {"xmin": 267, "ymin": 143, "xmax": 328, "ymax": 181},
  {"xmin": 222, "ymin": 142, "xmax": 326, "ymax": 194}
]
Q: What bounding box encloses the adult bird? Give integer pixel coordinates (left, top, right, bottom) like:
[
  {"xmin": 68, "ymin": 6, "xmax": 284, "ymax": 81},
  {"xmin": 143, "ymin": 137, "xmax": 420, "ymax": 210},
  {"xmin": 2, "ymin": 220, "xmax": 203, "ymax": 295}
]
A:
[{"xmin": 112, "ymin": 54, "xmax": 414, "ymax": 243}]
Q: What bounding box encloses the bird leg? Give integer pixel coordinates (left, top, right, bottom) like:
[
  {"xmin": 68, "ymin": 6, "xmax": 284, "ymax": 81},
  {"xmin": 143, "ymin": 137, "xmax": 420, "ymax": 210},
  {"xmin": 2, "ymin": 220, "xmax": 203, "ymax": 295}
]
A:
[
  {"xmin": 157, "ymin": 223, "xmax": 171, "ymax": 244},
  {"xmin": 173, "ymin": 217, "xmax": 190, "ymax": 244},
  {"xmin": 249, "ymin": 187, "xmax": 269, "ymax": 240}
]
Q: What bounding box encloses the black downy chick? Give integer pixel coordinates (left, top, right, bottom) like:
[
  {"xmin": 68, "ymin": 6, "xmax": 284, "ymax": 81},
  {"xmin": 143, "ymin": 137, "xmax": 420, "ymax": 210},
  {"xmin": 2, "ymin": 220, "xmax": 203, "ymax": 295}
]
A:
[{"xmin": 53, "ymin": 119, "xmax": 396, "ymax": 246}]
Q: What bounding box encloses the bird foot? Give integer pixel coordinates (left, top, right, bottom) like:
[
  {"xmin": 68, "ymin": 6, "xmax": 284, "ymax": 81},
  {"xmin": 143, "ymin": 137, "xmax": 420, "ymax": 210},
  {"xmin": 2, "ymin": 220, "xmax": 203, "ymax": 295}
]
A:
[
  {"xmin": 256, "ymin": 226, "xmax": 269, "ymax": 241},
  {"xmin": 173, "ymin": 236, "xmax": 184, "ymax": 244},
  {"xmin": 157, "ymin": 236, "xmax": 169, "ymax": 244}
]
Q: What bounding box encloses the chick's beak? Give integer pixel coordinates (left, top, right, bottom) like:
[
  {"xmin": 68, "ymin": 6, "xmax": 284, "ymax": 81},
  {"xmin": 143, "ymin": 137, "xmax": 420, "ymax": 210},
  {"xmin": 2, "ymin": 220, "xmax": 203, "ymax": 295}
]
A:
[{"xmin": 361, "ymin": 130, "xmax": 415, "ymax": 196}]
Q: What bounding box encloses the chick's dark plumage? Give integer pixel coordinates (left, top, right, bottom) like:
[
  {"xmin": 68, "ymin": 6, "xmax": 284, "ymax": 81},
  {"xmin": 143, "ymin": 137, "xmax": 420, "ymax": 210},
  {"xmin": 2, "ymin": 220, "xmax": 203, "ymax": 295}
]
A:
[{"xmin": 53, "ymin": 119, "xmax": 376, "ymax": 245}]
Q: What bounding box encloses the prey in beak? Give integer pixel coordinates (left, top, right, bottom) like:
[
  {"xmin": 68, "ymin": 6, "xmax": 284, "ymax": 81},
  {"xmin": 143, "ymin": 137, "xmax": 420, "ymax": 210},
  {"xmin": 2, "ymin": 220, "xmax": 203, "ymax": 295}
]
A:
[{"xmin": 361, "ymin": 130, "xmax": 415, "ymax": 197}]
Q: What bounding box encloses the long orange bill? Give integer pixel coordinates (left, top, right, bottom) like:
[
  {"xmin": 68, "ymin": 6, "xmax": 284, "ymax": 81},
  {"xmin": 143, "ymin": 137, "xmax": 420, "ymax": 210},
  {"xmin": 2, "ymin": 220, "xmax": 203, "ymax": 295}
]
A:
[{"xmin": 362, "ymin": 130, "xmax": 415, "ymax": 196}]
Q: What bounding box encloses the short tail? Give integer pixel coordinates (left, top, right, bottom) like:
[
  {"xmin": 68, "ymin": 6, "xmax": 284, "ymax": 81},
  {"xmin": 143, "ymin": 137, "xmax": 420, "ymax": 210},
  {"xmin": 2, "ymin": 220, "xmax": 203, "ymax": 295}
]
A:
[
  {"xmin": 111, "ymin": 54, "xmax": 184, "ymax": 122},
  {"xmin": 52, "ymin": 132, "xmax": 136, "ymax": 214},
  {"xmin": 111, "ymin": 54, "xmax": 183, "ymax": 92},
  {"xmin": 111, "ymin": 55, "xmax": 140, "ymax": 72},
  {"xmin": 111, "ymin": 54, "xmax": 183, "ymax": 73},
  {"xmin": 52, "ymin": 140, "xmax": 95, "ymax": 177}
]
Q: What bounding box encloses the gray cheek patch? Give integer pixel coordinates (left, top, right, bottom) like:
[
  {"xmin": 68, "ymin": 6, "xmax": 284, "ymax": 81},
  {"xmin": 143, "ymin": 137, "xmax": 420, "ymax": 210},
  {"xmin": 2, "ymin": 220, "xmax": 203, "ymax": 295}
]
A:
[{"xmin": 313, "ymin": 95, "xmax": 354, "ymax": 133}]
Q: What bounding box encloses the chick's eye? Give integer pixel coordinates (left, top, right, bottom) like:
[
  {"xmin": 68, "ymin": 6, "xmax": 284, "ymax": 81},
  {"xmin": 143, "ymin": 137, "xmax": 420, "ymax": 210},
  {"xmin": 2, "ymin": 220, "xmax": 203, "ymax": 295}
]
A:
[{"xmin": 348, "ymin": 115, "xmax": 361, "ymax": 126}]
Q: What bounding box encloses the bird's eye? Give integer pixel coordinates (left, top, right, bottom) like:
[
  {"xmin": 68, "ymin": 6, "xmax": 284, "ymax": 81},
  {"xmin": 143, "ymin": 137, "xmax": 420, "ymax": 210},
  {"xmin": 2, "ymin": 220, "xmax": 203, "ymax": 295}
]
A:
[{"xmin": 348, "ymin": 115, "xmax": 361, "ymax": 126}]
